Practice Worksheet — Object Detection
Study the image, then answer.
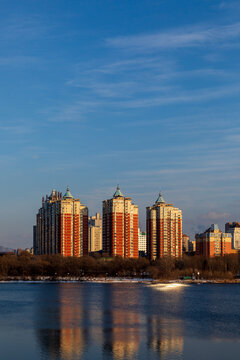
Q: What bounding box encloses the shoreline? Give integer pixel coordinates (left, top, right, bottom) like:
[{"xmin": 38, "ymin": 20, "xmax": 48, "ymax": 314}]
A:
[{"xmin": 0, "ymin": 276, "xmax": 240, "ymax": 284}]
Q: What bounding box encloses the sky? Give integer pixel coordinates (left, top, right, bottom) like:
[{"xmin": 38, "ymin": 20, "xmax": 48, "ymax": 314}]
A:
[{"xmin": 0, "ymin": 0, "xmax": 240, "ymax": 248}]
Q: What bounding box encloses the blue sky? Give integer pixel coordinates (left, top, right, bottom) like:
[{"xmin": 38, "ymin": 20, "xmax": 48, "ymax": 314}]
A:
[{"xmin": 0, "ymin": 0, "xmax": 240, "ymax": 248}]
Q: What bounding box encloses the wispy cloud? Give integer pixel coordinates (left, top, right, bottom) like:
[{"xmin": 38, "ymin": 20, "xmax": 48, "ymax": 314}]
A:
[
  {"xmin": 219, "ymin": 1, "xmax": 240, "ymax": 10},
  {"xmin": 39, "ymin": 101, "xmax": 92, "ymax": 123},
  {"xmin": 106, "ymin": 23, "xmax": 240, "ymax": 51},
  {"xmin": 54, "ymin": 26, "xmax": 239, "ymax": 122},
  {"xmin": 0, "ymin": 125, "xmax": 33, "ymax": 134},
  {"xmin": 124, "ymin": 166, "xmax": 234, "ymax": 178},
  {"xmin": 0, "ymin": 15, "xmax": 53, "ymax": 42},
  {"xmin": 68, "ymin": 60, "xmax": 229, "ymax": 99},
  {"xmin": 111, "ymin": 83, "xmax": 240, "ymax": 108},
  {"xmin": 43, "ymin": 65, "xmax": 240, "ymax": 128},
  {"xmin": 201, "ymin": 211, "xmax": 230, "ymax": 221},
  {"xmin": 52, "ymin": 64, "xmax": 239, "ymax": 122},
  {"xmin": 226, "ymin": 134, "xmax": 240, "ymax": 142},
  {"xmin": 74, "ymin": 56, "xmax": 174, "ymax": 75}
]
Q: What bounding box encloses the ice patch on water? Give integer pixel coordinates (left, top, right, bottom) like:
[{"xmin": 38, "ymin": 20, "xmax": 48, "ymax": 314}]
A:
[{"xmin": 148, "ymin": 283, "xmax": 189, "ymax": 290}]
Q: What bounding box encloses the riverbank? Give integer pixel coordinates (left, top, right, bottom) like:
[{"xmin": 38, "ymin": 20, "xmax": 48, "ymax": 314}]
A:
[
  {"xmin": 0, "ymin": 253, "xmax": 239, "ymax": 283},
  {"xmin": 1, "ymin": 276, "xmax": 240, "ymax": 283}
]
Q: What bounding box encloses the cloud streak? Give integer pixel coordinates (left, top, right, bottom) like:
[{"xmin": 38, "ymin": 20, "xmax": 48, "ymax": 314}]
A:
[
  {"xmin": 106, "ymin": 22, "xmax": 240, "ymax": 51},
  {"xmin": 201, "ymin": 211, "xmax": 231, "ymax": 221}
]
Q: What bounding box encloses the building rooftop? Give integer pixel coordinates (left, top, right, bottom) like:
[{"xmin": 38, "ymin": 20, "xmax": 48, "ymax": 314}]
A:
[
  {"xmin": 226, "ymin": 222, "xmax": 240, "ymax": 228},
  {"xmin": 113, "ymin": 185, "xmax": 123, "ymax": 198},
  {"xmin": 210, "ymin": 224, "xmax": 219, "ymax": 232},
  {"xmin": 63, "ymin": 186, "xmax": 73, "ymax": 199},
  {"xmin": 155, "ymin": 192, "xmax": 165, "ymax": 204}
]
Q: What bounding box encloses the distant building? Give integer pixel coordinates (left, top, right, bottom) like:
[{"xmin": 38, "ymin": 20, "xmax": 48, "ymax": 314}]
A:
[
  {"xmin": 0, "ymin": 251, "xmax": 15, "ymax": 256},
  {"xmin": 225, "ymin": 222, "xmax": 240, "ymax": 250},
  {"xmin": 196, "ymin": 224, "xmax": 232, "ymax": 257},
  {"xmin": 33, "ymin": 225, "xmax": 37, "ymax": 255},
  {"xmin": 16, "ymin": 248, "xmax": 23, "ymax": 255},
  {"xmin": 35, "ymin": 187, "xmax": 88, "ymax": 257},
  {"xmin": 188, "ymin": 240, "xmax": 196, "ymax": 253},
  {"xmin": 146, "ymin": 193, "xmax": 182, "ymax": 260},
  {"xmin": 102, "ymin": 185, "xmax": 138, "ymax": 258},
  {"xmin": 182, "ymin": 234, "xmax": 190, "ymax": 252},
  {"xmin": 0, "ymin": 246, "xmax": 15, "ymax": 254},
  {"xmin": 88, "ymin": 213, "xmax": 102, "ymax": 252},
  {"xmin": 182, "ymin": 235, "xmax": 196, "ymax": 253},
  {"xmin": 138, "ymin": 229, "xmax": 147, "ymax": 256}
]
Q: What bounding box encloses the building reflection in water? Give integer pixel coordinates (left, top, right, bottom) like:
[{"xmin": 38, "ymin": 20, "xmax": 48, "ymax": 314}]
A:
[
  {"xmin": 102, "ymin": 284, "xmax": 141, "ymax": 359},
  {"xmin": 146, "ymin": 285, "xmax": 185, "ymax": 359},
  {"xmin": 35, "ymin": 284, "xmax": 90, "ymax": 359},
  {"xmin": 147, "ymin": 316, "xmax": 183, "ymax": 358},
  {"xmin": 57, "ymin": 295, "xmax": 86, "ymax": 360},
  {"xmin": 34, "ymin": 283, "xmax": 185, "ymax": 360}
]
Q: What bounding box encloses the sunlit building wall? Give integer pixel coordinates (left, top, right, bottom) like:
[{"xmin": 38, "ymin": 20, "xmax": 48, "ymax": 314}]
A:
[
  {"xmin": 182, "ymin": 234, "xmax": 190, "ymax": 252},
  {"xmin": 102, "ymin": 186, "xmax": 138, "ymax": 258},
  {"xmin": 146, "ymin": 193, "xmax": 182, "ymax": 259},
  {"xmin": 188, "ymin": 240, "xmax": 196, "ymax": 252},
  {"xmin": 35, "ymin": 187, "xmax": 88, "ymax": 256},
  {"xmin": 196, "ymin": 224, "xmax": 232, "ymax": 257},
  {"xmin": 88, "ymin": 213, "xmax": 102, "ymax": 252},
  {"xmin": 225, "ymin": 222, "xmax": 240, "ymax": 250},
  {"xmin": 138, "ymin": 229, "xmax": 147, "ymax": 256}
]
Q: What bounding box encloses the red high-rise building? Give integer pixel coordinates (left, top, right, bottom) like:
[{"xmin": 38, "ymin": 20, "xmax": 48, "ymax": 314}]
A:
[
  {"xmin": 146, "ymin": 193, "xmax": 182, "ymax": 259},
  {"xmin": 102, "ymin": 186, "xmax": 138, "ymax": 258},
  {"xmin": 35, "ymin": 187, "xmax": 88, "ymax": 256}
]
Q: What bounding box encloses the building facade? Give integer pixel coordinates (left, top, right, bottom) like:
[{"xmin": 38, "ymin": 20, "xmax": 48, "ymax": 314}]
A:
[
  {"xmin": 102, "ymin": 186, "xmax": 138, "ymax": 258},
  {"xmin": 33, "ymin": 225, "xmax": 37, "ymax": 254},
  {"xmin": 182, "ymin": 234, "xmax": 190, "ymax": 252},
  {"xmin": 188, "ymin": 240, "xmax": 196, "ymax": 253},
  {"xmin": 88, "ymin": 213, "xmax": 102, "ymax": 252},
  {"xmin": 138, "ymin": 229, "xmax": 147, "ymax": 256},
  {"xmin": 146, "ymin": 193, "xmax": 182, "ymax": 260},
  {"xmin": 225, "ymin": 222, "xmax": 240, "ymax": 250},
  {"xmin": 35, "ymin": 187, "xmax": 88, "ymax": 256},
  {"xmin": 196, "ymin": 224, "xmax": 232, "ymax": 257}
]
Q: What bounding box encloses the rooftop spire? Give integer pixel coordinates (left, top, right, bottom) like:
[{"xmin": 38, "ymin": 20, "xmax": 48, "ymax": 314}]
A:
[
  {"xmin": 155, "ymin": 192, "xmax": 165, "ymax": 204},
  {"xmin": 113, "ymin": 184, "xmax": 123, "ymax": 198},
  {"xmin": 63, "ymin": 185, "xmax": 73, "ymax": 199}
]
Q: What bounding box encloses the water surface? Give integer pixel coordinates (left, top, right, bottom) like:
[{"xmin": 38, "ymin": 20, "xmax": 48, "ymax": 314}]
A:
[{"xmin": 0, "ymin": 282, "xmax": 239, "ymax": 360}]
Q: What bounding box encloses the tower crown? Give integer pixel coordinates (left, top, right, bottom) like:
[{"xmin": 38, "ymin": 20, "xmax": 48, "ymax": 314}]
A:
[
  {"xmin": 63, "ymin": 186, "xmax": 73, "ymax": 199},
  {"xmin": 155, "ymin": 192, "xmax": 165, "ymax": 204},
  {"xmin": 113, "ymin": 185, "xmax": 123, "ymax": 198}
]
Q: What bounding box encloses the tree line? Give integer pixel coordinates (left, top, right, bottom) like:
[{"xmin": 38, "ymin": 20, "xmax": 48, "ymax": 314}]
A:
[{"xmin": 0, "ymin": 252, "xmax": 239, "ymax": 280}]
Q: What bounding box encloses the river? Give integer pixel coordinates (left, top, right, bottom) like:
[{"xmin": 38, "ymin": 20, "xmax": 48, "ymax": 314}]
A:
[{"xmin": 0, "ymin": 282, "xmax": 239, "ymax": 360}]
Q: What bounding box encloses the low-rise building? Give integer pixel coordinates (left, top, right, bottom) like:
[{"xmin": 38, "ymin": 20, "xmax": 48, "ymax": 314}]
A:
[
  {"xmin": 196, "ymin": 224, "xmax": 232, "ymax": 257},
  {"xmin": 225, "ymin": 222, "xmax": 240, "ymax": 250}
]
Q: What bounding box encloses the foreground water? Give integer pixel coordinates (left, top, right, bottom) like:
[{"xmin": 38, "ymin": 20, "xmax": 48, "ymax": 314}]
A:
[{"xmin": 0, "ymin": 282, "xmax": 240, "ymax": 360}]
